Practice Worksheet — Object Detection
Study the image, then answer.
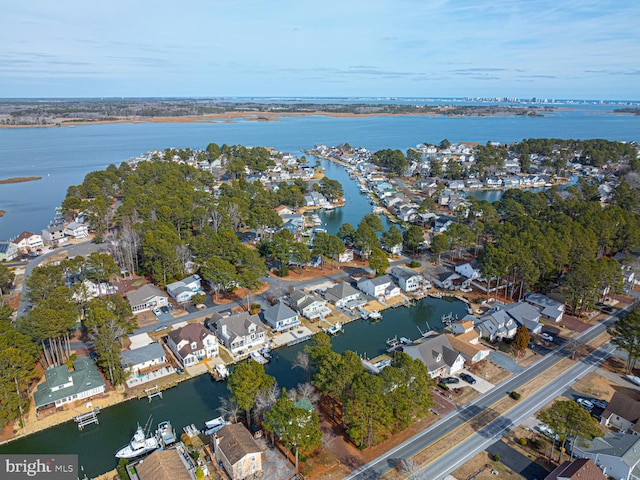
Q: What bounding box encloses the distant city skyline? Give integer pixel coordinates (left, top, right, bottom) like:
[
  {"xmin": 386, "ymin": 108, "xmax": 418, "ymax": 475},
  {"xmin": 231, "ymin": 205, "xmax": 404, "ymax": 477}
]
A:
[{"xmin": 2, "ymin": 1, "xmax": 639, "ymax": 100}]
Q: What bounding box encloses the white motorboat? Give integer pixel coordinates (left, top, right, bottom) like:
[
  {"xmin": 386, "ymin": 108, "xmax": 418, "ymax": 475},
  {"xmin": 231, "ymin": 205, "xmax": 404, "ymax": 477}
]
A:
[
  {"xmin": 214, "ymin": 363, "xmax": 229, "ymax": 379},
  {"xmin": 156, "ymin": 421, "xmax": 176, "ymax": 447},
  {"xmin": 115, "ymin": 424, "xmax": 160, "ymax": 459},
  {"xmin": 324, "ymin": 322, "xmax": 343, "ymax": 335},
  {"xmin": 250, "ymin": 351, "xmax": 268, "ymax": 364},
  {"xmin": 203, "ymin": 416, "xmax": 230, "ymax": 436}
]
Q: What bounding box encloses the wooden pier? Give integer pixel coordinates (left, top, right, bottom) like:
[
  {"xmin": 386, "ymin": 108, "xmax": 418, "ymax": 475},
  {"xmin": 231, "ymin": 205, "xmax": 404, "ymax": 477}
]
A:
[
  {"xmin": 142, "ymin": 384, "xmax": 163, "ymax": 402},
  {"xmin": 74, "ymin": 407, "xmax": 100, "ymax": 430}
]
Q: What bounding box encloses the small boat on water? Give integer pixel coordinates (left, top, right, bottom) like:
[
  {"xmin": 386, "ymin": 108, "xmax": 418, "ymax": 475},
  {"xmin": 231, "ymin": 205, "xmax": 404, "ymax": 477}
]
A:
[
  {"xmin": 214, "ymin": 363, "xmax": 229, "ymax": 379},
  {"xmin": 368, "ymin": 311, "xmax": 382, "ymax": 320},
  {"xmin": 250, "ymin": 351, "xmax": 268, "ymax": 364},
  {"xmin": 156, "ymin": 421, "xmax": 176, "ymax": 447},
  {"xmin": 203, "ymin": 416, "xmax": 231, "ymax": 436},
  {"xmin": 324, "ymin": 322, "xmax": 343, "ymax": 335},
  {"xmin": 115, "ymin": 423, "xmax": 160, "ymax": 459},
  {"xmin": 400, "ymin": 337, "xmax": 412, "ymax": 345},
  {"xmin": 260, "ymin": 346, "xmax": 273, "ymax": 359}
]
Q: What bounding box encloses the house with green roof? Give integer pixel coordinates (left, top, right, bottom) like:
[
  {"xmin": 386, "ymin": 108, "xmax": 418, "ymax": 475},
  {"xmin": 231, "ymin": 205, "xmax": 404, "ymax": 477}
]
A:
[{"xmin": 33, "ymin": 358, "xmax": 105, "ymax": 412}]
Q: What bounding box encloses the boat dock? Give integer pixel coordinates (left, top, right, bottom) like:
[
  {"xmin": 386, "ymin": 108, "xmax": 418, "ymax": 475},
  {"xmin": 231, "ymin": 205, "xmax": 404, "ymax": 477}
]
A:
[{"xmin": 74, "ymin": 407, "xmax": 100, "ymax": 430}]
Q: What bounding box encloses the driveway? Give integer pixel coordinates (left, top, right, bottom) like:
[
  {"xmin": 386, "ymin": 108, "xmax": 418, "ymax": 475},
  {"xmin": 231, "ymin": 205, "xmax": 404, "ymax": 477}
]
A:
[
  {"xmin": 457, "ymin": 369, "xmax": 494, "ymax": 394},
  {"xmin": 486, "ymin": 440, "xmax": 550, "ymax": 480},
  {"xmin": 488, "ymin": 351, "xmax": 524, "ymax": 374}
]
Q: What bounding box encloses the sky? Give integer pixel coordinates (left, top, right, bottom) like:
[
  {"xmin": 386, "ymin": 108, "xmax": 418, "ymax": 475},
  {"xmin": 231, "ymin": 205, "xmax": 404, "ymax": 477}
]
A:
[{"xmin": 2, "ymin": 0, "xmax": 639, "ymax": 100}]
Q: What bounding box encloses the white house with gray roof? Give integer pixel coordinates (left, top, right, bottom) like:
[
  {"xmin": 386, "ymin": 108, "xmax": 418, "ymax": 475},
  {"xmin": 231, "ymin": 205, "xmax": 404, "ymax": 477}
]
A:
[
  {"xmin": 403, "ymin": 333, "xmax": 465, "ymax": 378},
  {"xmin": 167, "ymin": 274, "xmax": 202, "ymax": 303},
  {"xmin": 120, "ymin": 342, "xmax": 168, "ymax": 377},
  {"xmin": 33, "ymin": 358, "xmax": 105, "ymax": 412},
  {"xmin": 525, "ymin": 293, "xmax": 565, "ymax": 323},
  {"xmin": 166, "ymin": 323, "xmax": 218, "ymax": 367},
  {"xmin": 502, "ymin": 301, "xmax": 543, "ymax": 334},
  {"xmin": 573, "ymin": 432, "xmax": 640, "ymax": 480},
  {"xmin": 389, "ymin": 267, "xmax": 425, "ymax": 292},
  {"xmin": 263, "ymin": 301, "xmax": 301, "ymax": 332},
  {"xmin": 212, "ymin": 312, "xmax": 267, "ymax": 354},
  {"xmin": 325, "ymin": 282, "xmax": 363, "ymax": 309},
  {"xmin": 125, "ymin": 284, "xmax": 169, "ymax": 313},
  {"xmin": 288, "ymin": 290, "xmax": 331, "ymax": 320},
  {"xmin": 475, "ymin": 308, "xmax": 518, "ymax": 342},
  {"xmin": 357, "ymin": 274, "xmax": 401, "ymax": 299}
]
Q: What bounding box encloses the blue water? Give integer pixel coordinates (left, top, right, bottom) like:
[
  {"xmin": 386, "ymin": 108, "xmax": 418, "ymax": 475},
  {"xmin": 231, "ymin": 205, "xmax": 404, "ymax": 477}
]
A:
[{"xmin": 1, "ymin": 107, "xmax": 639, "ymax": 239}]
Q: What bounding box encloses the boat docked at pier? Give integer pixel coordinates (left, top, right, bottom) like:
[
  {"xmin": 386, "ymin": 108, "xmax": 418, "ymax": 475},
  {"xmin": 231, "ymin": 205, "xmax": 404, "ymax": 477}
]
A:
[
  {"xmin": 214, "ymin": 363, "xmax": 229, "ymax": 380},
  {"xmin": 203, "ymin": 416, "xmax": 231, "ymax": 436},
  {"xmin": 115, "ymin": 422, "xmax": 159, "ymax": 459},
  {"xmin": 250, "ymin": 351, "xmax": 268, "ymax": 364},
  {"xmin": 324, "ymin": 322, "xmax": 343, "ymax": 335},
  {"xmin": 156, "ymin": 421, "xmax": 176, "ymax": 447}
]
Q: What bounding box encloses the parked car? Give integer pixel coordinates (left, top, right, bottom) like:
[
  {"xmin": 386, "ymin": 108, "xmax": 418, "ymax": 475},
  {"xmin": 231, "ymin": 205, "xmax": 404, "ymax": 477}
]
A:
[
  {"xmin": 153, "ymin": 308, "xmax": 162, "ymax": 316},
  {"xmin": 575, "ymin": 397, "xmax": 594, "ymax": 410},
  {"xmin": 161, "ymin": 305, "xmax": 170, "ymax": 314},
  {"xmin": 537, "ymin": 424, "xmax": 555, "ymax": 438},
  {"xmin": 592, "ymin": 399, "xmax": 608, "ymax": 409},
  {"xmin": 540, "ymin": 333, "xmax": 554, "ymax": 342},
  {"xmin": 154, "ymin": 325, "xmax": 169, "ymax": 332},
  {"xmin": 459, "ymin": 372, "xmax": 476, "ymax": 384},
  {"xmin": 440, "ymin": 377, "xmax": 460, "ymax": 385}
]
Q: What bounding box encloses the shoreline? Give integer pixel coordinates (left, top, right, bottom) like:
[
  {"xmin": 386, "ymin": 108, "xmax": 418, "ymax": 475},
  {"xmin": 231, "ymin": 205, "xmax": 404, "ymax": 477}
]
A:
[
  {"xmin": 0, "ymin": 176, "xmax": 42, "ymax": 184},
  {"xmin": 0, "ymin": 109, "xmax": 550, "ymax": 129}
]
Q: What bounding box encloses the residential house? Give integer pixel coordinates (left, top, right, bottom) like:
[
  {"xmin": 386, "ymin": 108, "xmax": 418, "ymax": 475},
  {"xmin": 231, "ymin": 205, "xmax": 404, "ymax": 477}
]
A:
[
  {"xmin": 120, "ymin": 342, "xmax": 168, "ymax": 378},
  {"xmin": 432, "ymin": 270, "xmax": 466, "ymax": 290},
  {"xmin": 357, "ymin": 275, "xmax": 401, "ymax": 299},
  {"xmin": 0, "ymin": 241, "xmax": 18, "ymax": 262},
  {"xmin": 288, "ymin": 290, "xmax": 331, "ymax": 320},
  {"xmin": 304, "ymin": 192, "xmax": 329, "ymax": 207},
  {"xmin": 446, "ymin": 332, "xmax": 490, "ymax": 363},
  {"xmin": 475, "ymin": 308, "xmax": 518, "ymax": 342},
  {"xmin": 600, "ymin": 392, "xmax": 640, "ymax": 434},
  {"xmin": 126, "ymin": 284, "xmax": 169, "ymax": 313},
  {"xmin": 572, "ymin": 432, "xmax": 640, "ymax": 480},
  {"xmin": 455, "ymin": 259, "xmax": 482, "ymax": 281},
  {"xmin": 449, "ymin": 318, "xmax": 475, "ymax": 335},
  {"xmin": 41, "ymin": 225, "xmax": 67, "ymax": 246},
  {"xmin": 545, "ymin": 458, "xmax": 606, "ymax": 480},
  {"xmin": 212, "ymin": 312, "xmax": 267, "ymax": 354},
  {"xmin": 324, "ymin": 282, "xmax": 363, "ymax": 309},
  {"xmin": 263, "ymin": 301, "xmax": 301, "ymax": 332},
  {"xmin": 433, "ymin": 216, "xmax": 454, "ymax": 233},
  {"xmin": 274, "ymin": 205, "xmax": 294, "ymax": 217},
  {"xmin": 136, "ymin": 449, "xmax": 193, "ymax": 480},
  {"xmin": 167, "ymin": 274, "xmax": 202, "ymax": 303},
  {"xmin": 213, "ymin": 423, "xmax": 263, "ymax": 480},
  {"xmin": 11, "ymin": 231, "xmax": 43, "ymax": 254},
  {"xmin": 389, "ymin": 267, "xmax": 424, "ymax": 292},
  {"xmin": 65, "ymin": 221, "xmax": 89, "ymax": 239},
  {"xmin": 166, "ymin": 323, "xmax": 219, "ymax": 367},
  {"xmin": 525, "ymin": 293, "xmax": 565, "ymax": 323},
  {"xmin": 33, "ymin": 358, "xmax": 105, "ymax": 412},
  {"xmin": 403, "ymin": 333, "xmax": 465, "ymax": 378},
  {"xmin": 502, "ymin": 301, "xmax": 543, "ymax": 334}
]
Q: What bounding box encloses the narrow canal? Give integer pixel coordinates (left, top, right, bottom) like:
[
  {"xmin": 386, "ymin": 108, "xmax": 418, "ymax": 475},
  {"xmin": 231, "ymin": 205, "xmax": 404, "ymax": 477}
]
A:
[{"xmin": 0, "ymin": 296, "xmax": 469, "ymax": 478}]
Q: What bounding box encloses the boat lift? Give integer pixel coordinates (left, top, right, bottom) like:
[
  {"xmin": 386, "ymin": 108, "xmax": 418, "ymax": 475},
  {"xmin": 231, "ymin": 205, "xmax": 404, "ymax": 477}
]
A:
[
  {"xmin": 74, "ymin": 407, "xmax": 100, "ymax": 430},
  {"xmin": 144, "ymin": 385, "xmax": 163, "ymax": 403}
]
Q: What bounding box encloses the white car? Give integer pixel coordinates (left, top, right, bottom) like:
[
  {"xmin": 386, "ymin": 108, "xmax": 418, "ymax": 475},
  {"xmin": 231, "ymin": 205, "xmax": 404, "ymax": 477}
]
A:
[
  {"xmin": 540, "ymin": 333, "xmax": 554, "ymax": 342},
  {"xmin": 153, "ymin": 308, "xmax": 162, "ymax": 316},
  {"xmin": 576, "ymin": 398, "xmax": 594, "ymax": 410}
]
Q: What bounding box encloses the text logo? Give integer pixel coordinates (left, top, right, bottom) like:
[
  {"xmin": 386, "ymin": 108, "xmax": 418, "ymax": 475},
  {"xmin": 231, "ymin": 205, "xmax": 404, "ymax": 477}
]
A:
[{"xmin": 1, "ymin": 455, "xmax": 77, "ymax": 479}]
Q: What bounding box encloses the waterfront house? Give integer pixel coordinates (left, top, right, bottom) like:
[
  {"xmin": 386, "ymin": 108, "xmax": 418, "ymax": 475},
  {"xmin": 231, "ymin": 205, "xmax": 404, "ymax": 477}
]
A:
[
  {"xmin": 572, "ymin": 432, "xmax": 640, "ymax": 480},
  {"xmin": 263, "ymin": 301, "xmax": 301, "ymax": 332},
  {"xmin": 432, "ymin": 270, "xmax": 466, "ymax": 290},
  {"xmin": 288, "ymin": 290, "xmax": 331, "ymax": 320},
  {"xmin": 454, "ymin": 259, "xmax": 482, "ymax": 280},
  {"xmin": 126, "ymin": 284, "xmax": 169, "ymax": 313},
  {"xmin": 502, "ymin": 301, "xmax": 543, "ymax": 334},
  {"xmin": 446, "ymin": 332, "xmax": 490, "ymax": 363},
  {"xmin": 41, "ymin": 225, "xmax": 67, "ymax": 247},
  {"xmin": 403, "ymin": 333, "xmax": 465, "ymax": 378},
  {"xmin": 167, "ymin": 274, "xmax": 202, "ymax": 303},
  {"xmin": 324, "ymin": 282, "xmax": 363, "ymax": 309},
  {"xmin": 389, "ymin": 266, "xmax": 424, "ymax": 292},
  {"xmin": 357, "ymin": 274, "xmax": 401, "ymax": 299},
  {"xmin": 10, "ymin": 231, "xmax": 43, "ymax": 254},
  {"xmin": 274, "ymin": 205, "xmax": 294, "ymax": 216},
  {"xmin": 65, "ymin": 221, "xmax": 89, "ymax": 239},
  {"xmin": 474, "ymin": 308, "xmax": 518, "ymax": 342},
  {"xmin": 212, "ymin": 312, "xmax": 267, "ymax": 354},
  {"xmin": 525, "ymin": 293, "xmax": 565, "ymax": 323},
  {"xmin": 136, "ymin": 449, "xmax": 192, "ymax": 480},
  {"xmin": 449, "ymin": 318, "xmax": 475, "ymax": 335},
  {"xmin": 338, "ymin": 249, "xmax": 354, "ymax": 263},
  {"xmin": 545, "ymin": 458, "xmax": 606, "ymax": 480},
  {"xmin": 600, "ymin": 392, "xmax": 640, "ymax": 434},
  {"xmin": 304, "ymin": 192, "xmax": 330, "ymax": 207},
  {"xmin": 213, "ymin": 423, "xmax": 263, "ymax": 480},
  {"xmin": 33, "ymin": 358, "xmax": 105, "ymax": 412},
  {"xmin": 0, "ymin": 241, "xmax": 18, "ymax": 262},
  {"xmin": 120, "ymin": 342, "xmax": 168, "ymax": 378},
  {"xmin": 166, "ymin": 323, "xmax": 218, "ymax": 367}
]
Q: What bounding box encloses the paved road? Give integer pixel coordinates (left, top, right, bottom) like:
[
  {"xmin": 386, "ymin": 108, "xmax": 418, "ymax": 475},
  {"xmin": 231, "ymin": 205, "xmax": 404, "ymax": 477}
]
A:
[{"xmin": 344, "ymin": 304, "xmax": 634, "ymax": 480}]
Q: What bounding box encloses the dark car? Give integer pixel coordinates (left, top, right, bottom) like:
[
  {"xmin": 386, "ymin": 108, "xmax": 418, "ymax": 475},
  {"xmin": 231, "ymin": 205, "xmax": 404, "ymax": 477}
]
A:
[
  {"xmin": 161, "ymin": 305, "xmax": 170, "ymax": 314},
  {"xmin": 440, "ymin": 377, "xmax": 460, "ymax": 385},
  {"xmin": 459, "ymin": 372, "xmax": 476, "ymax": 384}
]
